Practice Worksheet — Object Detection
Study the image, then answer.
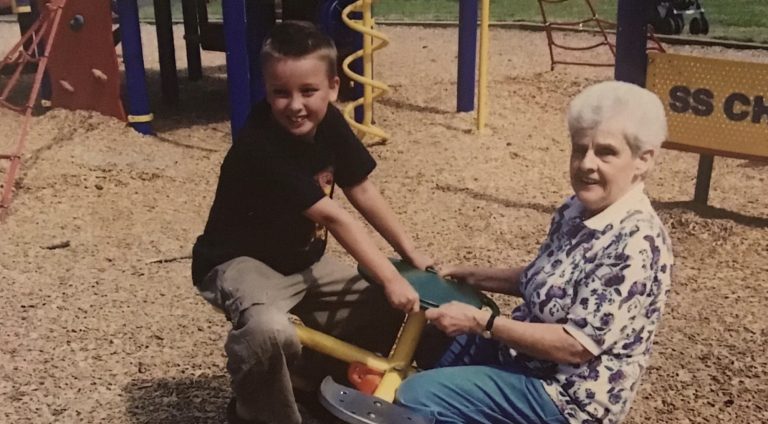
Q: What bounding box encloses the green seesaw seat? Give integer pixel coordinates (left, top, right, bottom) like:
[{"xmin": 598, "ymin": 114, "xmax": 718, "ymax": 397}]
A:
[{"xmin": 318, "ymin": 259, "xmax": 498, "ymax": 424}]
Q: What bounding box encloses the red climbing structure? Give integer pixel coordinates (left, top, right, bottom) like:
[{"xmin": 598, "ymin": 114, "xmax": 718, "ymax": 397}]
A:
[
  {"xmin": 537, "ymin": 0, "xmax": 665, "ymax": 70},
  {"xmin": 46, "ymin": 0, "xmax": 125, "ymax": 120},
  {"xmin": 0, "ymin": 0, "xmax": 124, "ymax": 220}
]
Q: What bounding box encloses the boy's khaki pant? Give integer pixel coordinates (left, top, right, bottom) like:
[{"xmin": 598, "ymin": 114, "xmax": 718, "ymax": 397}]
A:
[{"xmin": 196, "ymin": 255, "xmax": 404, "ymax": 424}]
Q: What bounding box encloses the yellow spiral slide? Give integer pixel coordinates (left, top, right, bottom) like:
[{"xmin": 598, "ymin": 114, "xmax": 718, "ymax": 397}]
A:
[{"xmin": 340, "ymin": 0, "xmax": 389, "ymax": 143}]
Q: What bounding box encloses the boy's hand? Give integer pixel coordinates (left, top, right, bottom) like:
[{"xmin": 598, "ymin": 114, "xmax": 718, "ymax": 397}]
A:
[
  {"xmin": 383, "ymin": 277, "xmax": 420, "ymax": 313},
  {"xmin": 405, "ymin": 251, "xmax": 434, "ymax": 271}
]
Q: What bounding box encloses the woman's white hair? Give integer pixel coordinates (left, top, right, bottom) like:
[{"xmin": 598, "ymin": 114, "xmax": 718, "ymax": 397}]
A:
[{"xmin": 567, "ymin": 81, "xmax": 668, "ymax": 155}]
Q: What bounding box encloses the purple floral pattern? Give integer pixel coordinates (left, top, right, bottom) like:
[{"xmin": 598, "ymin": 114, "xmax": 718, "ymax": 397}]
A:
[{"xmin": 510, "ymin": 186, "xmax": 673, "ymax": 424}]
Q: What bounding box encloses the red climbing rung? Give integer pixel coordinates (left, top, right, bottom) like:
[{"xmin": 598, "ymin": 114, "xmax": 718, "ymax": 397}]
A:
[
  {"xmin": 537, "ymin": 0, "xmax": 665, "ymax": 70},
  {"xmin": 0, "ymin": 99, "xmax": 23, "ymax": 113}
]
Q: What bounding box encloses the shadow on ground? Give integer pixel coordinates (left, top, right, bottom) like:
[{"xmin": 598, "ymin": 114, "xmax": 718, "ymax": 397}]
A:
[
  {"xmin": 125, "ymin": 375, "xmax": 229, "ymax": 424},
  {"xmin": 655, "ymin": 200, "xmax": 768, "ymax": 228},
  {"xmin": 125, "ymin": 374, "xmax": 338, "ymax": 424},
  {"xmin": 435, "ymin": 183, "xmax": 557, "ymax": 215},
  {"xmin": 0, "ymin": 64, "xmax": 232, "ymax": 134},
  {"xmin": 145, "ymin": 65, "xmax": 232, "ymax": 134}
]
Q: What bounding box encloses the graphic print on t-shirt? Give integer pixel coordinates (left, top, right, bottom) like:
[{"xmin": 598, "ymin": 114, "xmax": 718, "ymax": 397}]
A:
[{"xmin": 307, "ymin": 166, "xmax": 335, "ymax": 250}]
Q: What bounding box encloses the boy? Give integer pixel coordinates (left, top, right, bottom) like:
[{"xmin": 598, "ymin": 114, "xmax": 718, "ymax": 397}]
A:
[{"xmin": 192, "ymin": 21, "xmax": 433, "ymax": 424}]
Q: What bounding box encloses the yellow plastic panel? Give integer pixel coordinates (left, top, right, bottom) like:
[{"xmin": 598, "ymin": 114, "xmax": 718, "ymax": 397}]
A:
[{"xmin": 646, "ymin": 52, "xmax": 768, "ymax": 160}]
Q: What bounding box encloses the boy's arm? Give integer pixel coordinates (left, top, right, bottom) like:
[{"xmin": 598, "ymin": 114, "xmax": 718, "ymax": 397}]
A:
[
  {"xmin": 342, "ymin": 178, "xmax": 433, "ymax": 270},
  {"xmin": 304, "ymin": 196, "xmax": 420, "ymax": 313}
]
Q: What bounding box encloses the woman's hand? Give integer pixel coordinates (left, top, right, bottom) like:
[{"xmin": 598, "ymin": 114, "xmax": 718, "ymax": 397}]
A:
[
  {"xmin": 439, "ymin": 265, "xmax": 526, "ymax": 297},
  {"xmin": 425, "ymin": 301, "xmax": 488, "ymax": 337},
  {"xmin": 438, "ymin": 264, "xmax": 478, "ymax": 285},
  {"xmin": 383, "ymin": 277, "xmax": 421, "ymax": 313}
]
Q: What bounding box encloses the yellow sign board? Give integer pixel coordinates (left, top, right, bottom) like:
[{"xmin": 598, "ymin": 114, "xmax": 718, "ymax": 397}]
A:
[{"xmin": 646, "ymin": 52, "xmax": 768, "ymax": 160}]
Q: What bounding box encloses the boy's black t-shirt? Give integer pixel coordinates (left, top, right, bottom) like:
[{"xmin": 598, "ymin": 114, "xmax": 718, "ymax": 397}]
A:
[{"xmin": 192, "ymin": 100, "xmax": 375, "ymax": 284}]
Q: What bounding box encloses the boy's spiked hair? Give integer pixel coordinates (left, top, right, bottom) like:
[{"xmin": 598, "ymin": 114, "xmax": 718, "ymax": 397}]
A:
[{"xmin": 260, "ymin": 20, "xmax": 338, "ymax": 78}]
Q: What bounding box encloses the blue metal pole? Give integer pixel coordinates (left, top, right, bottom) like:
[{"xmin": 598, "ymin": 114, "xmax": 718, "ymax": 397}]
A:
[
  {"xmin": 153, "ymin": 0, "xmax": 179, "ymax": 104},
  {"xmin": 614, "ymin": 0, "xmax": 651, "ymax": 87},
  {"xmin": 181, "ymin": 0, "xmax": 203, "ymax": 81},
  {"xmin": 350, "ymin": 9, "xmax": 364, "ymax": 124},
  {"xmin": 457, "ymin": 0, "xmax": 478, "ymax": 112},
  {"xmin": 222, "ymin": 0, "xmax": 251, "ymax": 139},
  {"xmin": 318, "ymin": 0, "xmax": 362, "ymax": 119},
  {"xmin": 245, "ymin": 0, "xmax": 274, "ymax": 108},
  {"xmin": 116, "ymin": 0, "xmax": 153, "ymax": 135}
]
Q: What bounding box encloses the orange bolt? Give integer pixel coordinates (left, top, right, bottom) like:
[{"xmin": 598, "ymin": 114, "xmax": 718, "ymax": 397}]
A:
[
  {"xmin": 91, "ymin": 68, "xmax": 107, "ymax": 81},
  {"xmin": 59, "ymin": 80, "xmax": 74, "ymax": 92}
]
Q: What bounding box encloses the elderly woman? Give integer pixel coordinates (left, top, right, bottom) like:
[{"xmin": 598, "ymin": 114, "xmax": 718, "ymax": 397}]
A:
[{"xmin": 396, "ymin": 81, "xmax": 674, "ymax": 424}]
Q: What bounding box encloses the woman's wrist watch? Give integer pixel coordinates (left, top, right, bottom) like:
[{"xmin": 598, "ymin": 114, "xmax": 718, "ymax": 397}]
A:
[{"xmin": 481, "ymin": 310, "xmax": 499, "ymax": 339}]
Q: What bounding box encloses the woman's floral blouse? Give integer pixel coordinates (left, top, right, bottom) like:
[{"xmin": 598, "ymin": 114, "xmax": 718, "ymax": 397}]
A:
[{"xmin": 511, "ymin": 184, "xmax": 674, "ymax": 423}]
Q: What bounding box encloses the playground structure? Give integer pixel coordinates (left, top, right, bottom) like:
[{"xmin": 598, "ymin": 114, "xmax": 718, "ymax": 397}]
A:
[
  {"xmin": 340, "ymin": 0, "xmax": 390, "ymax": 142},
  {"xmin": 538, "ymin": 0, "xmax": 768, "ymax": 204},
  {"xmin": 338, "ymin": 0, "xmax": 489, "ymax": 142},
  {"xmin": 0, "ymin": 0, "xmax": 125, "ymax": 220},
  {"xmin": 0, "ymin": 0, "xmax": 492, "ymax": 217},
  {"xmin": 537, "ymin": 0, "xmax": 665, "ymax": 70},
  {"xmin": 0, "ymin": 0, "xmax": 37, "ymax": 63},
  {"xmin": 0, "ymin": 0, "xmax": 57, "ymax": 221},
  {"xmin": 462, "ymin": 0, "xmax": 490, "ymax": 131},
  {"xmin": 615, "ymin": 0, "xmax": 768, "ymax": 204},
  {"xmin": 1, "ymin": 2, "xmax": 763, "ymax": 213},
  {"xmin": 2, "ymin": 0, "xmax": 493, "ymax": 135},
  {"xmin": 0, "ymin": 0, "xmax": 34, "ymax": 40},
  {"xmin": 197, "ymin": 0, "xmax": 490, "ymax": 142}
]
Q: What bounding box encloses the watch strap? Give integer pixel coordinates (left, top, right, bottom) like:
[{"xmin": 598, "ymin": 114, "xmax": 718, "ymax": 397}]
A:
[{"xmin": 484, "ymin": 310, "xmax": 499, "ymax": 332}]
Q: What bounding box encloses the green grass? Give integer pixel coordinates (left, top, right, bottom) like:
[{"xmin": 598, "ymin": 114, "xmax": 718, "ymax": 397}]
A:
[
  {"xmin": 695, "ymin": 0, "xmax": 768, "ymax": 43},
  {"xmin": 138, "ymin": 0, "xmax": 768, "ymax": 44},
  {"xmin": 374, "ymin": 0, "xmax": 615, "ymax": 22}
]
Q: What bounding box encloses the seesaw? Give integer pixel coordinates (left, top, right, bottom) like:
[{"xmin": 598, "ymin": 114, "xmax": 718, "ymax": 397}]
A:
[{"xmin": 294, "ymin": 258, "xmax": 499, "ymax": 424}]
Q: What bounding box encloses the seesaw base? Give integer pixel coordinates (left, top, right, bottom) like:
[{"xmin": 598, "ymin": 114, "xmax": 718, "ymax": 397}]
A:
[{"xmin": 319, "ymin": 376, "xmax": 434, "ymax": 424}]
